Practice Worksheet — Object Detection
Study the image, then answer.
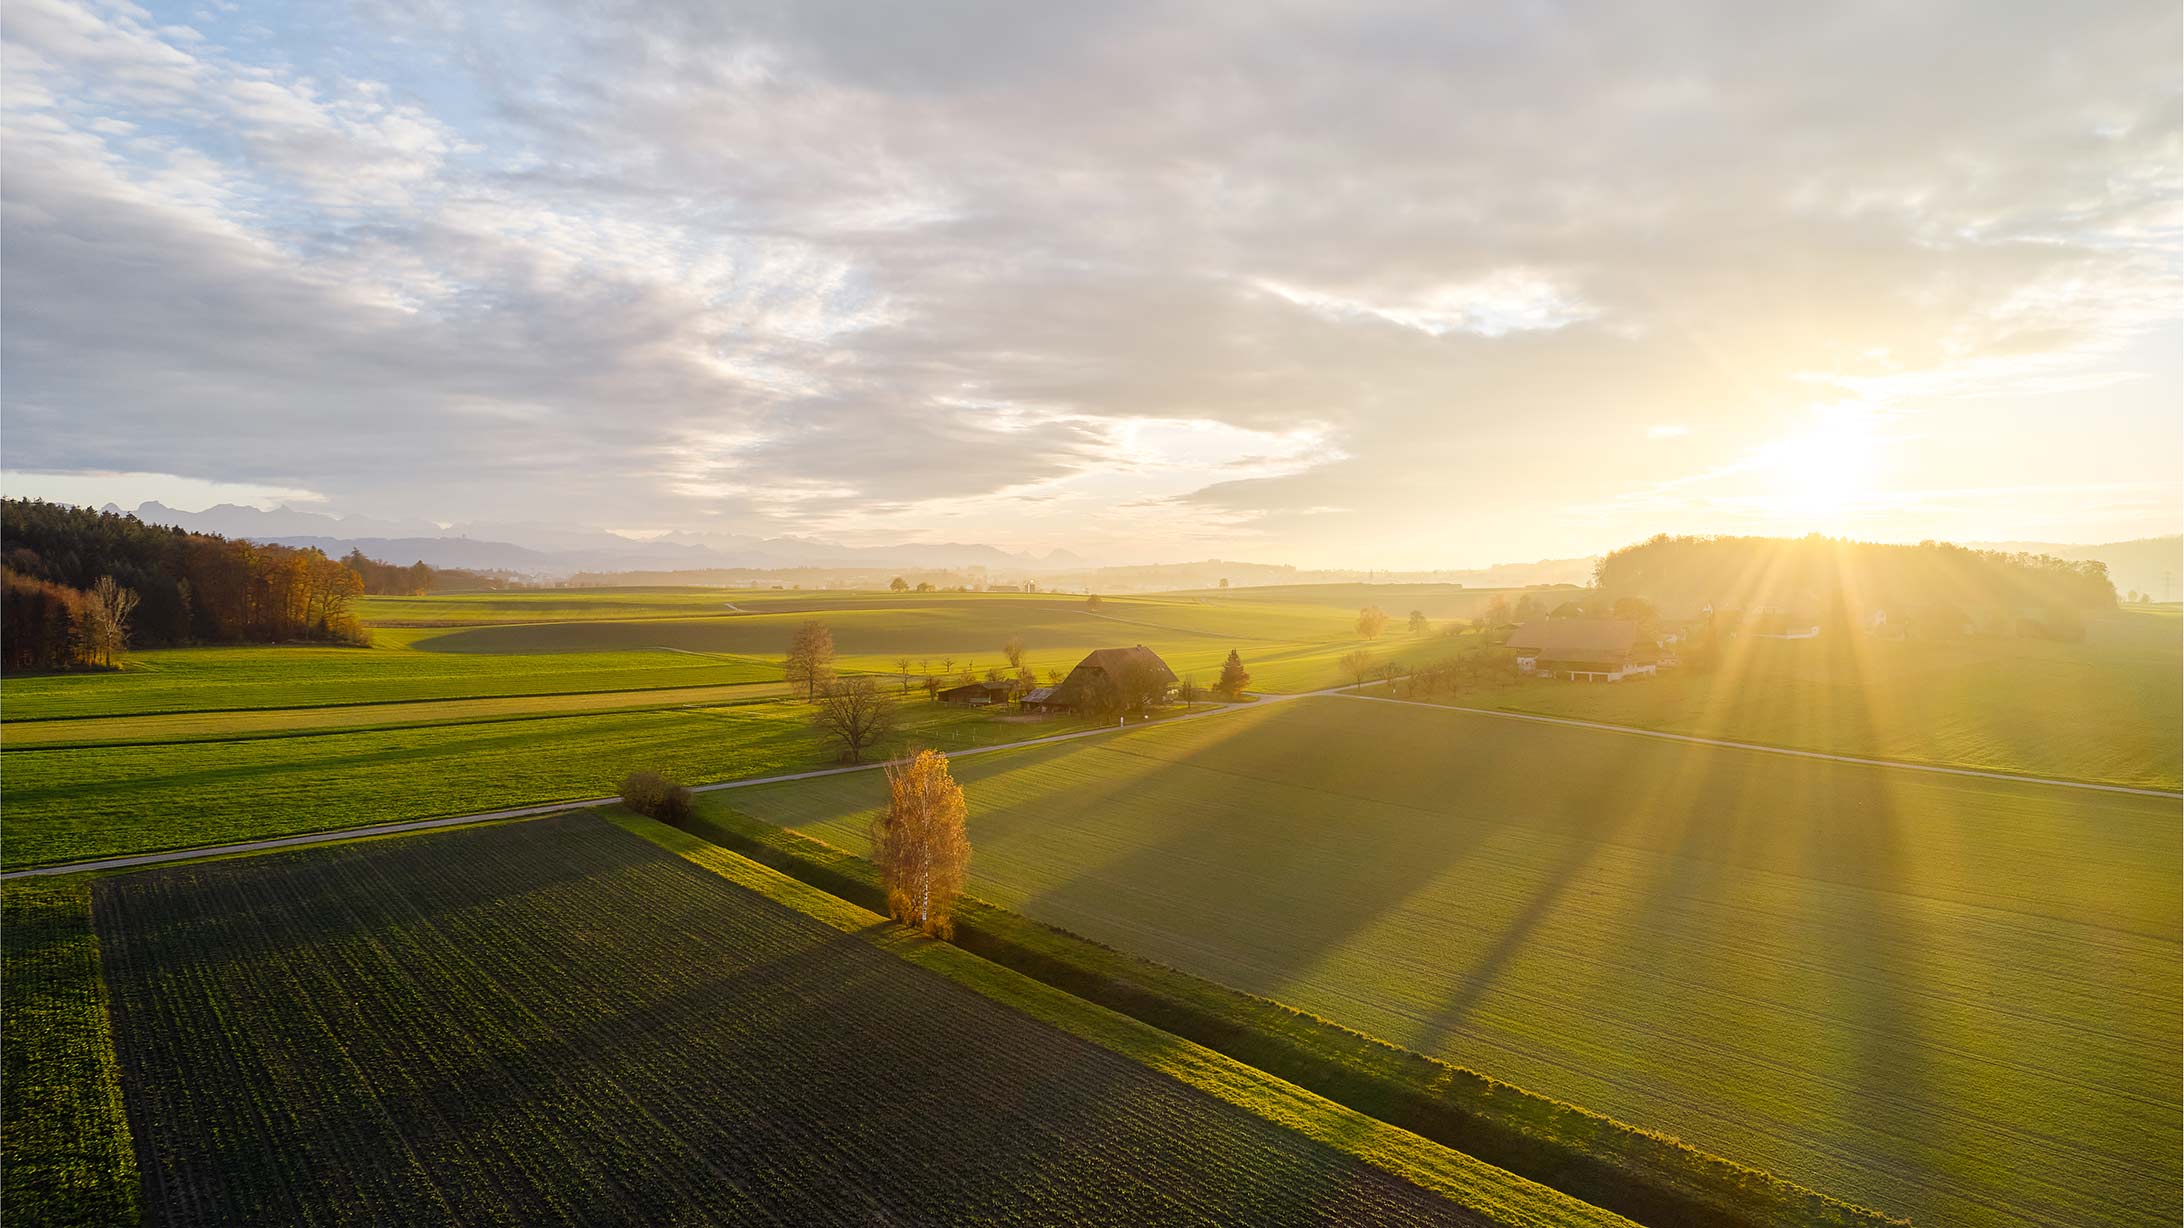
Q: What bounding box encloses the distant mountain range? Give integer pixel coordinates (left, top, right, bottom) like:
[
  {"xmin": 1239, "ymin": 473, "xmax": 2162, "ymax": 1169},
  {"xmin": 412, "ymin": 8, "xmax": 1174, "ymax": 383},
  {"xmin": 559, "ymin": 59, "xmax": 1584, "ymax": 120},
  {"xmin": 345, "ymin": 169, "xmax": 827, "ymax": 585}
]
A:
[{"xmin": 98, "ymin": 502, "xmax": 1096, "ymax": 576}]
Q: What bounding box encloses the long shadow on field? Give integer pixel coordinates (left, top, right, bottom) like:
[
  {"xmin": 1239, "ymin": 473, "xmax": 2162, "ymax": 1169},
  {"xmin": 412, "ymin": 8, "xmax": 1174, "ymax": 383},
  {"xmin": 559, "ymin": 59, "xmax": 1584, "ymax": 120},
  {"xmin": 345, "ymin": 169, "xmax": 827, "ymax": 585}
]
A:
[{"xmin": 1012, "ymin": 703, "xmax": 1516, "ymax": 995}]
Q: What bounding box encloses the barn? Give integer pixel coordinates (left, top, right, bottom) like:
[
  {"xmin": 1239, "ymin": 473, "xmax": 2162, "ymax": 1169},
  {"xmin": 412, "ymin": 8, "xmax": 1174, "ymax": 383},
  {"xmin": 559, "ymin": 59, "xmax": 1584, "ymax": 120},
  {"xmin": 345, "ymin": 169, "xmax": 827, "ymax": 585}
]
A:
[
  {"xmin": 1019, "ymin": 646, "xmax": 1178, "ymax": 713},
  {"xmin": 1506, "ymin": 619, "xmax": 1658, "ymax": 682}
]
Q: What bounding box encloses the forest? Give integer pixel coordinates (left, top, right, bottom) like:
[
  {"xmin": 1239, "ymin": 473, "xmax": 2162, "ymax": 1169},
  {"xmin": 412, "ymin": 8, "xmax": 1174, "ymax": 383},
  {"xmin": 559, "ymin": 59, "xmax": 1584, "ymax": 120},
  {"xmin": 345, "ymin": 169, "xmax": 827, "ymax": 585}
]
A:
[{"xmin": 0, "ymin": 499, "xmax": 485, "ymax": 671}]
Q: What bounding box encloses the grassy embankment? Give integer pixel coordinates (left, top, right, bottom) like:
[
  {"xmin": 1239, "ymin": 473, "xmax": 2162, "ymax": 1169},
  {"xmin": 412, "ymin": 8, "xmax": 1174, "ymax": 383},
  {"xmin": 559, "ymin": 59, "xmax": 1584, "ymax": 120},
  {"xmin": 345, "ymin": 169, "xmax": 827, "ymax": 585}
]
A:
[
  {"xmin": 48, "ymin": 812, "xmax": 1628, "ymax": 1227},
  {"xmin": 721, "ymin": 696, "xmax": 2182, "ymax": 1228}
]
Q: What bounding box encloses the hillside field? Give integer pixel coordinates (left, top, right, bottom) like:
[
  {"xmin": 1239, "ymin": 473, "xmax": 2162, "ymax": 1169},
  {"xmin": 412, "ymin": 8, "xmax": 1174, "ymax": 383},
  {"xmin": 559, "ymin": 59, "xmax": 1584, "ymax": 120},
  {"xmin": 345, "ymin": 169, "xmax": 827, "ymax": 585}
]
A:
[
  {"xmin": 1365, "ymin": 607, "xmax": 2183, "ymax": 790},
  {"xmin": 67, "ymin": 811, "xmax": 1622, "ymax": 1228},
  {"xmin": 719, "ymin": 695, "xmax": 2183, "ymax": 1228}
]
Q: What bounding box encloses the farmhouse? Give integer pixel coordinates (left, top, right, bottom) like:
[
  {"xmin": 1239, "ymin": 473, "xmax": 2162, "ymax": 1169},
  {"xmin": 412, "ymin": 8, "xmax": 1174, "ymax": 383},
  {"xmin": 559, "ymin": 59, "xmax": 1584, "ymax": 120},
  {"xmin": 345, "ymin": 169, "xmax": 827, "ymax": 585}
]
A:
[
  {"xmin": 1506, "ymin": 618, "xmax": 1658, "ymax": 682},
  {"xmin": 937, "ymin": 679, "xmax": 1019, "ymax": 706},
  {"xmin": 1020, "ymin": 645, "xmax": 1178, "ymax": 713}
]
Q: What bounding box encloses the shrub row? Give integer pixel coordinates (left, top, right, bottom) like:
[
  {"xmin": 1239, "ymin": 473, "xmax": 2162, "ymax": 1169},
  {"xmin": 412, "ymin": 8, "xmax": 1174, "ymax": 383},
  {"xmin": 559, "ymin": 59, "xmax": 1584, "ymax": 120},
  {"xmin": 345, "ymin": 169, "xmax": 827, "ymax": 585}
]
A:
[{"xmin": 680, "ymin": 804, "xmax": 1907, "ymax": 1228}]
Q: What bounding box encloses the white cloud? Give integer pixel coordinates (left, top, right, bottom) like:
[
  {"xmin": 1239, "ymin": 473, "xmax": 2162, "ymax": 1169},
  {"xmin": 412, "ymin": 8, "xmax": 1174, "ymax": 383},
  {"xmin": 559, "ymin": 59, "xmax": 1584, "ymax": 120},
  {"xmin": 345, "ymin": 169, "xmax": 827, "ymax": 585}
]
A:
[
  {"xmin": 1255, "ymin": 270, "xmax": 1597, "ymax": 338},
  {"xmin": 1, "ymin": 0, "xmax": 2176, "ymax": 564}
]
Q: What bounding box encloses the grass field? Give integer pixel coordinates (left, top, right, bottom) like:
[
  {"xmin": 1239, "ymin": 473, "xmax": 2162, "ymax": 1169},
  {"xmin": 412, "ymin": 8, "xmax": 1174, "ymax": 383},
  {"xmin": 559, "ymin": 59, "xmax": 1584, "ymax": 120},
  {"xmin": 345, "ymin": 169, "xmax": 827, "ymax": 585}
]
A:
[
  {"xmin": 2, "ymin": 587, "xmax": 2171, "ymax": 871},
  {"xmin": 400, "ymin": 590, "xmax": 1371, "ymax": 692},
  {"xmin": 81, "ymin": 811, "xmax": 1625, "ymax": 1227},
  {"xmin": 0, "ymin": 679, "xmax": 793, "ymax": 748},
  {"xmin": 719, "ymin": 695, "xmax": 2183, "ymax": 1228},
  {"xmin": 0, "ymin": 642, "xmax": 782, "ymax": 720},
  {"xmin": 1363, "ymin": 608, "xmax": 2183, "ymax": 790},
  {"xmin": 0, "ymin": 693, "xmax": 1123, "ymax": 868},
  {"xmin": 0, "ymin": 879, "xmax": 140, "ymax": 1227}
]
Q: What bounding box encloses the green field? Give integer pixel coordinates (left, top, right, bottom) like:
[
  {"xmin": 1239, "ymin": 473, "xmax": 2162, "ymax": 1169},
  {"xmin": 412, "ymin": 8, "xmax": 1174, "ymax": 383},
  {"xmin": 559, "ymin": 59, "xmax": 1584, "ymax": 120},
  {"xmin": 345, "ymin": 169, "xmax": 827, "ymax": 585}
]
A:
[
  {"xmin": 1364, "ymin": 608, "xmax": 2183, "ymax": 790},
  {"xmin": 719, "ymin": 695, "xmax": 2183, "ymax": 1228},
  {"xmin": 73, "ymin": 811, "xmax": 1623, "ymax": 1227},
  {"xmin": 2, "ymin": 586, "xmax": 2172, "ymax": 874},
  {"xmin": 0, "ymin": 692, "xmax": 1131, "ymax": 869},
  {"xmin": 0, "ymin": 641, "xmax": 782, "ymax": 720},
  {"xmin": 399, "ymin": 589, "xmax": 1374, "ymax": 692}
]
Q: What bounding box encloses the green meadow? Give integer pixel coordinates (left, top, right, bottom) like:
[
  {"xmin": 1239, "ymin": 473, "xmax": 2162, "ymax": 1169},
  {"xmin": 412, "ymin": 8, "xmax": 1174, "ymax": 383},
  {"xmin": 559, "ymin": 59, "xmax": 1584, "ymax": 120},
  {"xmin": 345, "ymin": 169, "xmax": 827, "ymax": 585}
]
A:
[
  {"xmin": 1366, "ymin": 607, "xmax": 2183, "ymax": 790},
  {"xmin": 0, "ymin": 693, "xmax": 1128, "ymax": 869},
  {"xmin": 0, "ymin": 641, "xmax": 781, "ymax": 720},
  {"xmin": 718, "ymin": 695, "xmax": 2183, "ymax": 1228}
]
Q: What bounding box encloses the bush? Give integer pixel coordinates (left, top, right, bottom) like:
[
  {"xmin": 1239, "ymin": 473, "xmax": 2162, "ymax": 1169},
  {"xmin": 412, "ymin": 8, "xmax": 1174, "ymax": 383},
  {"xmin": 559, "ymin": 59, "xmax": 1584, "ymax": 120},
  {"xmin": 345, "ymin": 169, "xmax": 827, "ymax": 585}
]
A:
[{"xmin": 618, "ymin": 771, "xmax": 694, "ymax": 825}]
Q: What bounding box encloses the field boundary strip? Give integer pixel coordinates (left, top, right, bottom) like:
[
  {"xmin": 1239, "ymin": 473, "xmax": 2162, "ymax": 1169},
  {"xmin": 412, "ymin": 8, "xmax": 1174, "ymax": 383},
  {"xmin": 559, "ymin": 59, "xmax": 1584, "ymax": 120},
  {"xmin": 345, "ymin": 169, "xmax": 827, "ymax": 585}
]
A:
[
  {"xmin": 1327, "ymin": 691, "xmax": 2184, "ymax": 799},
  {"xmin": 609, "ymin": 812, "xmax": 1643, "ymax": 1228}
]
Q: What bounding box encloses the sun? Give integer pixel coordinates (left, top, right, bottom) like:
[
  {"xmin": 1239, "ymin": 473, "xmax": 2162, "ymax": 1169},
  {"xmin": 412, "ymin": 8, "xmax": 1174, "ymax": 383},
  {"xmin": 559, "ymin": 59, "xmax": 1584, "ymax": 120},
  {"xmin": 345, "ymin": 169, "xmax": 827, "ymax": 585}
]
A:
[{"xmin": 1776, "ymin": 408, "xmax": 1884, "ymax": 524}]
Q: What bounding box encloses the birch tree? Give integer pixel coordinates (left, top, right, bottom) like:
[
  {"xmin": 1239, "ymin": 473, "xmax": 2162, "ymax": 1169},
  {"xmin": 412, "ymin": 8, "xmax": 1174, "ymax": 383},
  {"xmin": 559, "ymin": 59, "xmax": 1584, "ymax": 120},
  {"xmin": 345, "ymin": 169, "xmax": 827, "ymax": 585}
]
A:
[{"xmin": 871, "ymin": 750, "xmax": 971, "ymax": 937}]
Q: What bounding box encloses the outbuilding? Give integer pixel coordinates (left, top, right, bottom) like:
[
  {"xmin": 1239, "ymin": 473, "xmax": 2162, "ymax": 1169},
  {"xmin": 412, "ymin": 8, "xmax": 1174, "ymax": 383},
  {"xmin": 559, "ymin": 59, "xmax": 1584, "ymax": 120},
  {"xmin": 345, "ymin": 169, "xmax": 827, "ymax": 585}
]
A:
[{"xmin": 937, "ymin": 679, "xmax": 1019, "ymax": 706}]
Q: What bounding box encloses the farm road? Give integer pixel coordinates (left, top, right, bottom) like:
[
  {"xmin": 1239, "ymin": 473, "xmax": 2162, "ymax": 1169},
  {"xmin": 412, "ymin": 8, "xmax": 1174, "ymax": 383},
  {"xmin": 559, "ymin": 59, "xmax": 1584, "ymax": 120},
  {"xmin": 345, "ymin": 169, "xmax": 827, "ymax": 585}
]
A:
[{"xmin": 10, "ymin": 683, "xmax": 2170, "ymax": 882}]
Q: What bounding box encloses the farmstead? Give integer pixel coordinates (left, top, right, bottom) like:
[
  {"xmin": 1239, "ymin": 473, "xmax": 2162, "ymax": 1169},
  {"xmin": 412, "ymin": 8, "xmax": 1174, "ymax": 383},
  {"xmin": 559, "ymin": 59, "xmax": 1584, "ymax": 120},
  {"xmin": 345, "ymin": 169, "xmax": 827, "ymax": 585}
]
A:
[{"xmin": 1507, "ymin": 619, "xmax": 1659, "ymax": 682}]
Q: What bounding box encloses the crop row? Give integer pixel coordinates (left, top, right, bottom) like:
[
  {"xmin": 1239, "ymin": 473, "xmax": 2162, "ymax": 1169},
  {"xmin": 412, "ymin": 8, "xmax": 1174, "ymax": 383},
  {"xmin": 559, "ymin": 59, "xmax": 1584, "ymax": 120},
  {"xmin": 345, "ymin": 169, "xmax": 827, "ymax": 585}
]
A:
[{"xmin": 93, "ymin": 813, "xmax": 1496, "ymax": 1226}]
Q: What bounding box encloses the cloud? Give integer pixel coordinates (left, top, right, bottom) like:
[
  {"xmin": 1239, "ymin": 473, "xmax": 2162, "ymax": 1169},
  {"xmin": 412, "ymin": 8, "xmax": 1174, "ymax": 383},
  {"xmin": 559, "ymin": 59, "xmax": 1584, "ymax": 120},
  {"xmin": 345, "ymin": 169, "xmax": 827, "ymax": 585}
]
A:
[{"xmin": 2, "ymin": 0, "xmax": 2177, "ymax": 564}]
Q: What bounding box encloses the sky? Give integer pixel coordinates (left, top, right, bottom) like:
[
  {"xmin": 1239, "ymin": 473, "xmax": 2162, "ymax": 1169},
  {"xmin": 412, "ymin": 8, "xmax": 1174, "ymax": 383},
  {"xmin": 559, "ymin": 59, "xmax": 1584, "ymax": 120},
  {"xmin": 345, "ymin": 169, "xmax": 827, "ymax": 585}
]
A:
[{"xmin": 2, "ymin": 0, "xmax": 2179, "ymax": 569}]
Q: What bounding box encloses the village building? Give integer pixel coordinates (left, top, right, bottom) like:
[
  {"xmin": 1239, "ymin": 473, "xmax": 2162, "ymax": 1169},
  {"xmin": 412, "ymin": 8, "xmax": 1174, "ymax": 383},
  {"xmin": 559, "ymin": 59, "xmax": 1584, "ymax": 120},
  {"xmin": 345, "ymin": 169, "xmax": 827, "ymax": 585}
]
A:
[
  {"xmin": 937, "ymin": 679, "xmax": 1019, "ymax": 706},
  {"xmin": 1505, "ymin": 618, "xmax": 1659, "ymax": 682},
  {"xmin": 1019, "ymin": 645, "xmax": 1178, "ymax": 713}
]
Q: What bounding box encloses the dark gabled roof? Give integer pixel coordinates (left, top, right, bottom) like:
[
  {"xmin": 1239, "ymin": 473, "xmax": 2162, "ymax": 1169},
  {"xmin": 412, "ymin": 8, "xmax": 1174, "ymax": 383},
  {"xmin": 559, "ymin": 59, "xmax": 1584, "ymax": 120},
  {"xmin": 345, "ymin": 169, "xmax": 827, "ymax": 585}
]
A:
[
  {"xmin": 938, "ymin": 679, "xmax": 1016, "ymax": 699},
  {"xmin": 1044, "ymin": 645, "xmax": 1178, "ymax": 707},
  {"xmin": 1506, "ymin": 618, "xmax": 1643, "ymax": 665},
  {"xmin": 1071, "ymin": 645, "xmax": 1178, "ymax": 684}
]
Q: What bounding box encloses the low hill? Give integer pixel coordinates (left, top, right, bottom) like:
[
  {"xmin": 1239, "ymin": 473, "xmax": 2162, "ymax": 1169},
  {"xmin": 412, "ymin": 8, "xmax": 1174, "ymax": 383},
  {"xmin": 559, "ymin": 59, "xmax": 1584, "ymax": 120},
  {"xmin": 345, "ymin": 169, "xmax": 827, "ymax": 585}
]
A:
[{"xmin": 1970, "ymin": 535, "xmax": 2182, "ymax": 603}]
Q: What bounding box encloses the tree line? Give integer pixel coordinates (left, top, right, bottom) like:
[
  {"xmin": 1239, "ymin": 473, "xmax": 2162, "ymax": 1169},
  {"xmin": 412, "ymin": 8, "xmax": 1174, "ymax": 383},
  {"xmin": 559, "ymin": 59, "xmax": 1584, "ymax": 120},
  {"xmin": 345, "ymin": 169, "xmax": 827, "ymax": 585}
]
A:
[
  {"xmin": 0, "ymin": 499, "xmax": 529, "ymax": 671},
  {"xmin": 1592, "ymin": 534, "xmax": 2117, "ymax": 631},
  {"xmin": 338, "ymin": 551, "xmax": 513, "ymax": 596}
]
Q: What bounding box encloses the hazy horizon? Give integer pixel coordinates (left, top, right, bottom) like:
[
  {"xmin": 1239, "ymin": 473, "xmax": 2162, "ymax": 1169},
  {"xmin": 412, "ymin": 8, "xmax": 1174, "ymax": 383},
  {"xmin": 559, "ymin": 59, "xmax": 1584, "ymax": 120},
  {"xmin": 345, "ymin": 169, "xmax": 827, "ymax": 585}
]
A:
[{"xmin": 4, "ymin": 1, "xmax": 2179, "ymax": 569}]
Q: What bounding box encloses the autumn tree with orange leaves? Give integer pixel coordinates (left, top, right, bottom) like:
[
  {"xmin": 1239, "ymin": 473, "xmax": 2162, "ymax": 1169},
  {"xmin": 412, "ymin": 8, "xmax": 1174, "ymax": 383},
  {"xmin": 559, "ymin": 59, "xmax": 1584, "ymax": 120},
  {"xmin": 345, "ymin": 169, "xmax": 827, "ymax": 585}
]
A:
[{"xmin": 872, "ymin": 749, "xmax": 971, "ymax": 937}]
